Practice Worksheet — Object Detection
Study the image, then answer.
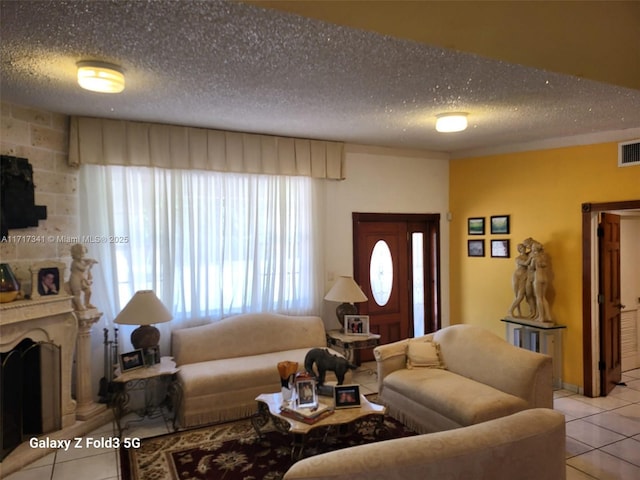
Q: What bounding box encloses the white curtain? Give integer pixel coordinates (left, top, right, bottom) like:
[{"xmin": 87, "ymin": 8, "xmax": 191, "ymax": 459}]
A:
[{"xmin": 79, "ymin": 164, "xmax": 324, "ymax": 353}]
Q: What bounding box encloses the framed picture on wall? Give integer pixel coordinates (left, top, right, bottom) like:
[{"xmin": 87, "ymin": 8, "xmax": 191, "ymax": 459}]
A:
[
  {"xmin": 490, "ymin": 215, "xmax": 510, "ymax": 234},
  {"xmin": 467, "ymin": 239, "xmax": 485, "ymax": 257},
  {"xmin": 491, "ymin": 239, "xmax": 510, "ymax": 258},
  {"xmin": 468, "ymin": 217, "xmax": 485, "ymax": 235}
]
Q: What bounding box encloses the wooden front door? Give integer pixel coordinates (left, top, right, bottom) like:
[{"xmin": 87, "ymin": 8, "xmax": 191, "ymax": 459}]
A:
[
  {"xmin": 353, "ymin": 213, "xmax": 441, "ymax": 362},
  {"xmin": 599, "ymin": 212, "xmax": 622, "ymax": 395}
]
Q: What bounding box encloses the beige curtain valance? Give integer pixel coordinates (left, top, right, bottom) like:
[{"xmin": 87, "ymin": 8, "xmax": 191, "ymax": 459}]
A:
[{"xmin": 69, "ymin": 116, "xmax": 345, "ymax": 180}]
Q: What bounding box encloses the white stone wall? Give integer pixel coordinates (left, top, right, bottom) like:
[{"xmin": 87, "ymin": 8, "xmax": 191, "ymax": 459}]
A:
[{"xmin": 0, "ymin": 102, "xmax": 78, "ymax": 292}]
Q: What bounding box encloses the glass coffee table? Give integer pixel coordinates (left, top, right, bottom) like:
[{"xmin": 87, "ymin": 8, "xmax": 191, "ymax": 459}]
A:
[{"xmin": 252, "ymin": 391, "xmax": 386, "ymax": 459}]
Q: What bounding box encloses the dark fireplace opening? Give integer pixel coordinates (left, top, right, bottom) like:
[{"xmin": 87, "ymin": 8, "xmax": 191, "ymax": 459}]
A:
[{"xmin": 1, "ymin": 338, "xmax": 61, "ymax": 461}]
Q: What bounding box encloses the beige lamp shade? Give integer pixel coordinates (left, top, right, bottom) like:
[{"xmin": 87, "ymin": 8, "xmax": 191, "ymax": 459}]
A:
[
  {"xmin": 115, "ymin": 290, "xmax": 172, "ymax": 350},
  {"xmin": 324, "ymin": 276, "xmax": 367, "ymax": 329},
  {"xmin": 324, "ymin": 276, "xmax": 368, "ymax": 303}
]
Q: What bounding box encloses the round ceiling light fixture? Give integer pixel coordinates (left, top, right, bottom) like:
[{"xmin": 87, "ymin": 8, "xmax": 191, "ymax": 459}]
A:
[
  {"xmin": 435, "ymin": 112, "xmax": 468, "ymax": 133},
  {"xmin": 77, "ymin": 61, "xmax": 125, "ymax": 93}
]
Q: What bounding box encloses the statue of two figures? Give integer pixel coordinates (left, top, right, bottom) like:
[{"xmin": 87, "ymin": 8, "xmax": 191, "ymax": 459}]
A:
[
  {"xmin": 508, "ymin": 237, "xmax": 554, "ymax": 324},
  {"xmin": 65, "ymin": 243, "xmax": 98, "ymax": 311}
]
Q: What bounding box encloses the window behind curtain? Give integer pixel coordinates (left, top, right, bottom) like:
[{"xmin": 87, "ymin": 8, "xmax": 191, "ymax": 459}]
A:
[{"xmin": 79, "ymin": 165, "xmax": 322, "ymax": 327}]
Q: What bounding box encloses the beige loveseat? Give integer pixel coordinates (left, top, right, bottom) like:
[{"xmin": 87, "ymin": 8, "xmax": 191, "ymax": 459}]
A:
[
  {"xmin": 283, "ymin": 408, "xmax": 566, "ymax": 480},
  {"xmin": 171, "ymin": 313, "xmax": 349, "ymax": 427},
  {"xmin": 375, "ymin": 324, "xmax": 553, "ymax": 434}
]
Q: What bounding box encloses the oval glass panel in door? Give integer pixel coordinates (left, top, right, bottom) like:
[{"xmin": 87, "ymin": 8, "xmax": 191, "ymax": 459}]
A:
[{"xmin": 370, "ymin": 240, "xmax": 393, "ymax": 306}]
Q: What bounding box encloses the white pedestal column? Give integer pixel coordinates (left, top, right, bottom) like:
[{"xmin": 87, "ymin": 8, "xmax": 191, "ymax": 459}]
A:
[{"xmin": 74, "ymin": 308, "xmax": 107, "ymax": 420}]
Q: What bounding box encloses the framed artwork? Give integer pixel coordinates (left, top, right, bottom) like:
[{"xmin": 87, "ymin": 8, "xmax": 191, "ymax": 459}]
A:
[
  {"xmin": 467, "ymin": 217, "xmax": 485, "ymax": 235},
  {"xmin": 344, "ymin": 314, "xmax": 370, "ymax": 335},
  {"xmin": 490, "ymin": 215, "xmax": 510, "ymax": 234},
  {"xmin": 296, "ymin": 377, "xmax": 318, "ymax": 408},
  {"xmin": 334, "ymin": 384, "xmax": 361, "ymax": 409},
  {"xmin": 491, "ymin": 239, "xmax": 510, "ymax": 258},
  {"xmin": 119, "ymin": 349, "xmax": 145, "ymax": 372},
  {"xmin": 144, "ymin": 345, "xmax": 160, "ymax": 365},
  {"xmin": 467, "ymin": 239, "xmax": 485, "ymax": 257},
  {"xmin": 29, "ymin": 261, "xmax": 66, "ymax": 300}
]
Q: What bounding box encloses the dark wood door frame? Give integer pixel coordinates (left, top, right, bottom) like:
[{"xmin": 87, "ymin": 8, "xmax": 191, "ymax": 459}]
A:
[
  {"xmin": 599, "ymin": 212, "xmax": 622, "ymax": 395},
  {"xmin": 352, "ymin": 212, "xmax": 442, "ymax": 337},
  {"xmin": 582, "ymin": 199, "xmax": 640, "ymax": 397}
]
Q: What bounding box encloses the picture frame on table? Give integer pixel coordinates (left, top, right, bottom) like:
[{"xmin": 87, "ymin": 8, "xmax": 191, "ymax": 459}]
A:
[
  {"xmin": 143, "ymin": 345, "xmax": 160, "ymax": 366},
  {"xmin": 467, "ymin": 217, "xmax": 485, "ymax": 235},
  {"xmin": 119, "ymin": 349, "xmax": 145, "ymax": 372},
  {"xmin": 29, "ymin": 260, "xmax": 66, "ymax": 299},
  {"xmin": 490, "ymin": 215, "xmax": 510, "ymax": 235},
  {"xmin": 467, "ymin": 239, "xmax": 485, "ymax": 257},
  {"xmin": 334, "ymin": 384, "xmax": 361, "ymax": 409},
  {"xmin": 344, "ymin": 315, "xmax": 370, "ymax": 335},
  {"xmin": 491, "ymin": 239, "xmax": 510, "ymax": 258},
  {"xmin": 296, "ymin": 377, "xmax": 318, "ymax": 409}
]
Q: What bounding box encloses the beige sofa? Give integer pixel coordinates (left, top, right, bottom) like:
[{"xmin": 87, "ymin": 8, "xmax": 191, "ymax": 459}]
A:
[
  {"xmin": 374, "ymin": 324, "xmax": 553, "ymax": 434},
  {"xmin": 171, "ymin": 313, "xmax": 349, "ymax": 427},
  {"xmin": 283, "ymin": 408, "xmax": 566, "ymax": 480}
]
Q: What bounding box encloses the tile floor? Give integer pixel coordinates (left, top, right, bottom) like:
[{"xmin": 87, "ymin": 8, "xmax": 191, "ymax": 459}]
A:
[
  {"xmin": 559, "ymin": 367, "xmax": 640, "ymax": 479},
  {"xmin": 5, "ymin": 365, "xmax": 640, "ymax": 480}
]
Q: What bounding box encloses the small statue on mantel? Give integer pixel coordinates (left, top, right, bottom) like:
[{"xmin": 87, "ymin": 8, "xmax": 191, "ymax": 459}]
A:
[
  {"xmin": 65, "ymin": 243, "xmax": 98, "ymax": 311},
  {"xmin": 507, "ymin": 237, "xmax": 554, "ymax": 324}
]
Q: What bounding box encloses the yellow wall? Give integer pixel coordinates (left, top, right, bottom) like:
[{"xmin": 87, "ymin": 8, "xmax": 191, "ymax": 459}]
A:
[{"xmin": 450, "ymin": 141, "xmax": 640, "ymax": 388}]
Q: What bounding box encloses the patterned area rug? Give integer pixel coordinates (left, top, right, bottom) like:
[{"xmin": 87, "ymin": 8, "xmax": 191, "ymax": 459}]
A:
[{"xmin": 120, "ymin": 413, "xmax": 415, "ymax": 480}]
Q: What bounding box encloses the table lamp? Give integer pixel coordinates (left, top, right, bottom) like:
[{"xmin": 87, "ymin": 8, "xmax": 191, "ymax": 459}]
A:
[
  {"xmin": 324, "ymin": 276, "xmax": 368, "ymax": 330},
  {"xmin": 114, "ymin": 290, "xmax": 172, "ymax": 350}
]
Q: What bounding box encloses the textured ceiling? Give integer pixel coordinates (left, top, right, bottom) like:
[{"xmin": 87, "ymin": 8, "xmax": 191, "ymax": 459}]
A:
[
  {"xmin": 253, "ymin": 0, "xmax": 640, "ymax": 91},
  {"xmin": 1, "ymin": 0, "xmax": 639, "ymax": 156}
]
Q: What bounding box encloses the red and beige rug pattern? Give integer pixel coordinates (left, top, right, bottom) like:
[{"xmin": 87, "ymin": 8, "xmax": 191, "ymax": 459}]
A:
[{"xmin": 120, "ymin": 414, "xmax": 415, "ymax": 480}]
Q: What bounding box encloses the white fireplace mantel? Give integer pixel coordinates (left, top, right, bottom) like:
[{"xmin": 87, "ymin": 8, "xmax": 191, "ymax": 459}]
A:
[{"xmin": 0, "ymin": 295, "xmax": 78, "ymax": 428}]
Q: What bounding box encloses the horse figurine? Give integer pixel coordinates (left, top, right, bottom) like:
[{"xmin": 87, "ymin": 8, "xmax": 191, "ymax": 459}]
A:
[{"xmin": 304, "ymin": 348, "xmax": 357, "ymax": 385}]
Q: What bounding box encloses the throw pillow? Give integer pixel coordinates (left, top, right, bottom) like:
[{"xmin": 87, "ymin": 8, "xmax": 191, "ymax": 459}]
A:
[{"xmin": 406, "ymin": 340, "xmax": 444, "ymax": 369}]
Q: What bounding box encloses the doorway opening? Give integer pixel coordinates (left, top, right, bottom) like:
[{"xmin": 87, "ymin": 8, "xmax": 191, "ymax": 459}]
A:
[{"xmin": 582, "ymin": 200, "xmax": 640, "ymax": 397}]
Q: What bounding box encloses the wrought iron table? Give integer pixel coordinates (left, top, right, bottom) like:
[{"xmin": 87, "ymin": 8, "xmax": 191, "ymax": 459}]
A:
[
  {"xmin": 111, "ymin": 357, "xmax": 182, "ymax": 436},
  {"xmin": 326, "ymin": 329, "xmax": 381, "ymax": 363}
]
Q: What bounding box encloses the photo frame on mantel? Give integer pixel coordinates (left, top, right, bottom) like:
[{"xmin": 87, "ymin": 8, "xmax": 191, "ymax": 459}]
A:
[{"xmin": 30, "ymin": 261, "xmax": 66, "ymax": 300}]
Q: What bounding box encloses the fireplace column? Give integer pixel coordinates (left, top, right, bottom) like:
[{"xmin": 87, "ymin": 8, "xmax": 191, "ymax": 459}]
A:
[{"xmin": 74, "ymin": 308, "xmax": 106, "ymax": 420}]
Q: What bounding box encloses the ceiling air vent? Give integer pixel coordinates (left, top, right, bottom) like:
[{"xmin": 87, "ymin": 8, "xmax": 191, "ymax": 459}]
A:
[{"xmin": 618, "ymin": 140, "xmax": 640, "ymax": 167}]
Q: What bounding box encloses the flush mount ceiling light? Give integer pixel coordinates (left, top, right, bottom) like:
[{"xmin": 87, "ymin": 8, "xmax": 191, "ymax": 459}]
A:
[
  {"xmin": 77, "ymin": 61, "xmax": 125, "ymax": 93},
  {"xmin": 435, "ymin": 112, "xmax": 468, "ymax": 133}
]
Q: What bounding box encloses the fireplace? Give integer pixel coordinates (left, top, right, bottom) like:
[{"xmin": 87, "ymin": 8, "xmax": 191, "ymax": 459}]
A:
[
  {"xmin": 1, "ymin": 338, "xmax": 62, "ymax": 460},
  {"xmin": 0, "ymin": 295, "xmax": 77, "ymax": 461}
]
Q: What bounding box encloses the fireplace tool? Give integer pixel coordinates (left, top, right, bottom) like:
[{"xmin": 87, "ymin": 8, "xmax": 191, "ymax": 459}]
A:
[{"xmin": 98, "ymin": 326, "xmax": 118, "ymax": 403}]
